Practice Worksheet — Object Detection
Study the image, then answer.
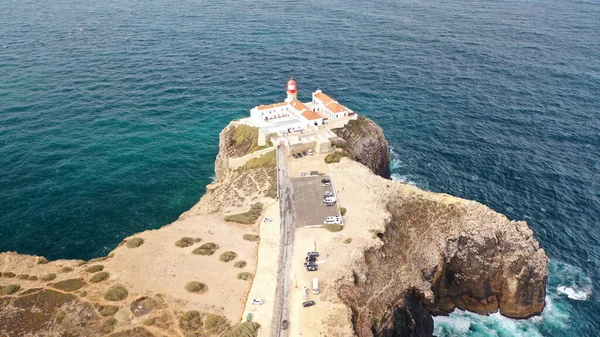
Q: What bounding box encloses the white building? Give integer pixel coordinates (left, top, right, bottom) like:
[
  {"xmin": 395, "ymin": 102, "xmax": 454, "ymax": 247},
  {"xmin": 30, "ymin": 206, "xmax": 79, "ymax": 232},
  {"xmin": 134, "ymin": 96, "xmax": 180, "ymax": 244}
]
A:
[{"xmin": 312, "ymin": 90, "xmax": 354, "ymax": 119}]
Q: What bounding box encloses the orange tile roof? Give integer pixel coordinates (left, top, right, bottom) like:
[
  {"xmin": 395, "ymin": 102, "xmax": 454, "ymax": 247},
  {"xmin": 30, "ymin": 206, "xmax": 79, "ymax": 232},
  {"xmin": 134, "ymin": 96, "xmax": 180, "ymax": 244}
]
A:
[
  {"xmin": 288, "ymin": 99, "xmax": 309, "ymax": 112},
  {"xmin": 257, "ymin": 101, "xmax": 287, "ymax": 111},
  {"xmin": 325, "ymin": 101, "xmax": 348, "ymax": 114},
  {"xmin": 302, "ymin": 110, "xmax": 323, "ymax": 121},
  {"xmin": 313, "ymin": 92, "xmax": 334, "ymax": 105}
]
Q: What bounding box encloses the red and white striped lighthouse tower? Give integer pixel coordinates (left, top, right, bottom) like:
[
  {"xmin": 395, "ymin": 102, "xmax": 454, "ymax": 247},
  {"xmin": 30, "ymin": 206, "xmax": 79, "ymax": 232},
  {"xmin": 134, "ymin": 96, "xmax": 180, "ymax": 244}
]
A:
[{"xmin": 285, "ymin": 77, "xmax": 297, "ymax": 102}]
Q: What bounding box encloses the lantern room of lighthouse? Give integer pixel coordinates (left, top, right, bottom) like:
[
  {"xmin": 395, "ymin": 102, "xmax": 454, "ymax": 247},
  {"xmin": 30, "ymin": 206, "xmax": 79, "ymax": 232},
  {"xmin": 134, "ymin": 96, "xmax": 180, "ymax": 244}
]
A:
[{"xmin": 285, "ymin": 77, "xmax": 298, "ymax": 102}]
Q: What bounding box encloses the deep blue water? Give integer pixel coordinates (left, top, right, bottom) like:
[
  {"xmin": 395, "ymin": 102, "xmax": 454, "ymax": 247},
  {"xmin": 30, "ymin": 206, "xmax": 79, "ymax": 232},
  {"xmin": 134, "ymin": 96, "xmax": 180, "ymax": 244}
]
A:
[{"xmin": 1, "ymin": 0, "xmax": 598, "ymax": 335}]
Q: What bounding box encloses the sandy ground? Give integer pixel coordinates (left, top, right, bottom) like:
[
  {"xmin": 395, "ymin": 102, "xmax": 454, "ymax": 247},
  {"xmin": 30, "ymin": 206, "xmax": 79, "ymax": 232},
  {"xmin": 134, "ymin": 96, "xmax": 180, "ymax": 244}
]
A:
[{"xmin": 241, "ymin": 202, "xmax": 281, "ymax": 336}]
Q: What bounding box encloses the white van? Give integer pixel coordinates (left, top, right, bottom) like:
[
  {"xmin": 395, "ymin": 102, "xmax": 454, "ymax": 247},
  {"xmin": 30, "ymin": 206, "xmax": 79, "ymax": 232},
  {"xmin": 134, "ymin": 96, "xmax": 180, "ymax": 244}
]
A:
[
  {"xmin": 313, "ymin": 278, "xmax": 319, "ymax": 295},
  {"xmin": 324, "ymin": 216, "xmax": 341, "ymax": 224}
]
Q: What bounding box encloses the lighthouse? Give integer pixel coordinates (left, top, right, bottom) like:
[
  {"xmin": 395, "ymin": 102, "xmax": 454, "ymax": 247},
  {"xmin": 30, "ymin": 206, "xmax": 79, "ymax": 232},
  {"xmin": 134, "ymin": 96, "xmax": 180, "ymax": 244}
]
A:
[{"xmin": 285, "ymin": 77, "xmax": 298, "ymax": 102}]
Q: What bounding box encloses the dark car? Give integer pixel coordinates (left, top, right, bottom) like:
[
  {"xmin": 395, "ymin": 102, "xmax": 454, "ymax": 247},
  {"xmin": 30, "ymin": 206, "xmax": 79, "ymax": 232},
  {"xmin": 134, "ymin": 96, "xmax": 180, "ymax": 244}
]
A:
[
  {"xmin": 306, "ymin": 264, "xmax": 318, "ymax": 271},
  {"xmin": 281, "ymin": 320, "xmax": 289, "ymax": 330},
  {"xmin": 297, "ymin": 152, "xmax": 303, "ymax": 158},
  {"xmin": 292, "ymin": 154, "xmax": 298, "ymax": 159},
  {"xmin": 305, "ymin": 255, "xmax": 317, "ymax": 262},
  {"xmin": 302, "ymin": 301, "xmax": 316, "ymax": 307},
  {"xmin": 321, "ymin": 179, "xmax": 330, "ymax": 184},
  {"xmin": 302, "ymin": 151, "xmax": 307, "ymax": 156},
  {"xmin": 307, "ymin": 251, "xmax": 320, "ymax": 257},
  {"xmin": 324, "ymin": 202, "xmax": 335, "ymax": 207},
  {"xmin": 304, "ymin": 260, "xmax": 317, "ymax": 267}
]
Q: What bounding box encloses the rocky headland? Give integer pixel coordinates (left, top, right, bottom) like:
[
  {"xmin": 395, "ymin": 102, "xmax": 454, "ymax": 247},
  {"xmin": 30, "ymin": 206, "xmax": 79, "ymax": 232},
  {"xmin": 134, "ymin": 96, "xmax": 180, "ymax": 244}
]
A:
[{"xmin": 0, "ymin": 116, "xmax": 547, "ymax": 337}]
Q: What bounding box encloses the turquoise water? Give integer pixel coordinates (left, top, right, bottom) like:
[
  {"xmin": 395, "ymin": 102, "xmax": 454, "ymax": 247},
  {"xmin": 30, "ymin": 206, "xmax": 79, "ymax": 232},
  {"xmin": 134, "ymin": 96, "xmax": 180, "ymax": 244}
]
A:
[{"xmin": 1, "ymin": 0, "xmax": 598, "ymax": 335}]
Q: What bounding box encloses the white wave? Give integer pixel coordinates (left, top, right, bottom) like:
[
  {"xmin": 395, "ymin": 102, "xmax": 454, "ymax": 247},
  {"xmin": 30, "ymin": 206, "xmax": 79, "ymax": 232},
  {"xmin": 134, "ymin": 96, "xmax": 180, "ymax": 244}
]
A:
[
  {"xmin": 556, "ymin": 285, "xmax": 591, "ymax": 300},
  {"xmin": 434, "ymin": 309, "xmax": 545, "ymax": 337}
]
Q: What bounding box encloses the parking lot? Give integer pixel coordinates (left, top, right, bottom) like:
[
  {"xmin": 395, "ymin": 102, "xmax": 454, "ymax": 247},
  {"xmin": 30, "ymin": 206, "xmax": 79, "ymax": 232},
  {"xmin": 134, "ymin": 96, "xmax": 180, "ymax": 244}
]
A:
[{"xmin": 291, "ymin": 175, "xmax": 340, "ymax": 227}]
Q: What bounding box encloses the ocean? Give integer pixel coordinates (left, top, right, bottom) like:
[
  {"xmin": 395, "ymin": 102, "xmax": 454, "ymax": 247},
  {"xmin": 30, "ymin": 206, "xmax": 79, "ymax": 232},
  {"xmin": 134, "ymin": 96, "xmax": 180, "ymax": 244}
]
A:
[{"xmin": 0, "ymin": 0, "xmax": 598, "ymax": 335}]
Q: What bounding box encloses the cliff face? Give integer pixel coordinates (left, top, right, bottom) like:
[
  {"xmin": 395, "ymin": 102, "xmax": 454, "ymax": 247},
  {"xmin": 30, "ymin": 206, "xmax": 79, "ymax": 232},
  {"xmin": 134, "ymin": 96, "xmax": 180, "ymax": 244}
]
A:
[
  {"xmin": 332, "ymin": 115, "xmax": 391, "ymax": 179},
  {"xmin": 337, "ymin": 182, "xmax": 548, "ymax": 337}
]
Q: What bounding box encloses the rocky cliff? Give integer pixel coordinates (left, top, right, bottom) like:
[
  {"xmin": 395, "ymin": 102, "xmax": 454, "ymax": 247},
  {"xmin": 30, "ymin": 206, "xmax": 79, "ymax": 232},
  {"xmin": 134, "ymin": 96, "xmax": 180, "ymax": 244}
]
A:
[
  {"xmin": 336, "ymin": 181, "xmax": 548, "ymax": 337},
  {"xmin": 332, "ymin": 115, "xmax": 391, "ymax": 179}
]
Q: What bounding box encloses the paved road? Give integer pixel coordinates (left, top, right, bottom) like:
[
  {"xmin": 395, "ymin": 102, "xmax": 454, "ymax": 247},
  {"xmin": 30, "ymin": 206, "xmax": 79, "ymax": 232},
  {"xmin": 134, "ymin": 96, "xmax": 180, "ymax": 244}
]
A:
[{"xmin": 272, "ymin": 145, "xmax": 294, "ymax": 337}]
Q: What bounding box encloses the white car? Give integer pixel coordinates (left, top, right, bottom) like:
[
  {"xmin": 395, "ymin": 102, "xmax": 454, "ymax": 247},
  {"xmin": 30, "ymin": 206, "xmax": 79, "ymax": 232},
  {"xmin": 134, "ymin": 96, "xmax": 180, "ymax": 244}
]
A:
[
  {"xmin": 323, "ymin": 196, "xmax": 337, "ymax": 203},
  {"xmin": 308, "ymin": 149, "xmax": 314, "ymax": 155},
  {"xmin": 263, "ymin": 217, "xmax": 273, "ymax": 222},
  {"xmin": 252, "ymin": 298, "xmax": 264, "ymax": 305},
  {"xmin": 324, "ymin": 216, "xmax": 341, "ymax": 225}
]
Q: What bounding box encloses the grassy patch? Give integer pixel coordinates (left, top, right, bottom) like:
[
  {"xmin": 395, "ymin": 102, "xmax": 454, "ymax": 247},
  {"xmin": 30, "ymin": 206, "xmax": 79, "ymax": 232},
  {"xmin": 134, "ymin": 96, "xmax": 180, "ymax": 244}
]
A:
[
  {"xmin": 3, "ymin": 272, "xmax": 15, "ymax": 278},
  {"xmin": 219, "ymin": 251, "xmax": 237, "ymax": 262},
  {"xmin": 180, "ymin": 310, "xmax": 203, "ymax": 331},
  {"xmin": 223, "ymin": 322, "xmax": 261, "ymax": 337},
  {"xmin": 205, "ymin": 314, "xmax": 227, "ymax": 332},
  {"xmin": 90, "ymin": 271, "xmax": 110, "ymax": 283},
  {"xmin": 340, "ymin": 207, "xmax": 347, "ymax": 216},
  {"xmin": 142, "ymin": 317, "xmax": 155, "ymax": 326},
  {"xmin": 237, "ymin": 272, "xmax": 253, "ymax": 281},
  {"xmin": 29, "ymin": 276, "xmax": 38, "ymax": 281},
  {"xmin": 17, "ymin": 274, "xmax": 30, "ymax": 280},
  {"xmin": 85, "ymin": 265, "xmax": 104, "ymax": 273},
  {"xmin": 130, "ymin": 297, "xmax": 156, "ymax": 316},
  {"xmin": 242, "ymin": 234, "xmax": 260, "ymax": 242},
  {"xmin": 343, "ymin": 238, "xmax": 353, "ymax": 244},
  {"xmin": 60, "ymin": 267, "xmax": 73, "ymax": 273},
  {"xmin": 224, "ymin": 203, "xmax": 263, "ymax": 224},
  {"xmin": 241, "ymin": 150, "xmax": 276, "ymax": 170},
  {"xmin": 192, "ymin": 242, "xmax": 219, "ymax": 256},
  {"xmin": 175, "ymin": 237, "xmax": 200, "ymax": 248},
  {"xmin": 325, "ymin": 151, "xmax": 348, "ymax": 164},
  {"xmin": 2, "ymin": 284, "xmax": 20, "ymax": 295},
  {"xmin": 186, "ymin": 282, "xmax": 207, "ymax": 294},
  {"xmin": 99, "ymin": 305, "xmax": 119, "ymax": 317},
  {"xmin": 42, "ymin": 273, "xmax": 56, "ymax": 281},
  {"xmin": 51, "ymin": 278, "xmax": 86, "ymax": 292},
  {"xmin": 233, "ymin": 261, "xmax": 247, "ymax": 268},
  {"xmin": 101, "ymin": 317, "xmax": 118, "ymax": 334},
  {"xmin": 126, "ymin": 237, "xmax": 144, "ymax": 248},
  {"xmin": 324, "ymin": 224, "xmax": 344, "ymax": 232},
  {"xmin": 105, "ymin": 286, "xmax": 128, "ymax": 301}
]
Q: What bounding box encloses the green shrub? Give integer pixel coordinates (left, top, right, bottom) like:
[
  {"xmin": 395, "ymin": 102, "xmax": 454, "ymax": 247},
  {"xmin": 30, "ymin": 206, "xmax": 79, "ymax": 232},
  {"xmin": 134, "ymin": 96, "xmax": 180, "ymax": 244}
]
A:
[
  {"xmin": 224, "ymin": 203, "xmax": 263, "ymax": 224},
  {"xmin": 143, "ymin": 317, "xmax": 155, "ymax": 326},
  {"xmin": 17, "ymin": 274, "xmax": 30, "ymax": 280},
  {"xmin": 340, "ymin": 207, "xmax": 347, "ymax": 216},
  {"xmin": 3, "ymin": 272, "xmax": 15, "ymax": 278},
  {"xmin": 192, "ymin": 242, "xmax": 219, "ymax": 255},
  {"xmin": 2, "ymin": 284, "xmax": 20, "ymax": 295},
  {"xmin": 42, "ymin": 273, "xmax": 56, "ymax": 281},
  {"xmin": 29, "ymin": 276, "xmax": 38, "ymax": 281},
  {"xmin": 324, "ymin": 224, "xmax": 344, "ymax": 232},
  {"xmin": 90, "ymin": 272, "xmax": 110, "ymax": 283},
  {"xmin": 343, "ymin": 238, "xmax": 353, "ymax": 244},
  {"xmin": 242, "ymin": 151, "xmax": 276, "ymax": 170},
  {"xmin": 204, "ymin": 314, "xmax": 226, "ymax": 331},
  {"xmin": 242, "ymin": 234, "xmax": 260, "ymax": 242},
  {"xmin": 186, "ymin": 281, "xmax": 207, "ymax": 294},
  {"xmin": 175, "ymin": 237, "xmax": 198, "ymax": 248},
  {"xmin": 105, "ymin": 286, "xmax": 128, "ymax": 301},
  {"xmin": 234, "ymin": 261, "xmax": 247, "ymax": 268},
  {"xmin": 85, "ymin": 265, "xmax": 104, "ymax": 273},
  {"xmin": 99, "ymin": 305, "xmax": 119, "ymax": 317},
  {"xmin": 223, "ymin": 322, "xmax": 261, "ymax": 337},
  {"xmin": 60, "ymin": 267, "xmax": 73, "ymax": 273},
  {"xmin": 51, "ymin": 278, "xmax": 86, "ymax": 292},
  {"xmin": 325, "ymin": 151, "xmax": 347, "ymax": 164},
  {"xmin": 237, "ymin": 272, "xmax": 253, "ymax": 281},
  {"xmin": 130, "ymin": 297, "xmax": 156, "ymax": 316},
  {"xmin": 126, "ymin": 237, "xmax": 144, "ymax": 248},
  {"xmin": 78, "ymin": 291, "xmax": 87, "ymax": 297},
  {"xmin": 180, "ymin": 310, "xmax": 203, "ymax": 331},
  {"xmin": 101, "ymin": 317, "xmax": 118, "ymax": 334},
  {"xmin": 219, "ymin": 251, "xmax": 237, "ymax": 262}
]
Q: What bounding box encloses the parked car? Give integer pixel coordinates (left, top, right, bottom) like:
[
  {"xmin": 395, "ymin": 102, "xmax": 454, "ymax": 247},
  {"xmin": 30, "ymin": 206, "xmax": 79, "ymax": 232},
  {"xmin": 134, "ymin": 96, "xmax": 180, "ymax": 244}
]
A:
[
  {"xmin": 305, "ymin": 255, "xmax": 317, "ymax": 262},
  {"xmin": 304, "ymin": 261, "xmax": 317, "ymax": 267},
  {"xmin": 307, "ymin": 251, "xmax": 320, "ymax": 257},
  {"xmin": 292, "ymin": 154, "xmax": 298, "ymax": 159},
  {"xmin": 306, "ymin": 264, "xmax": 318, "ymax": 271},
  {"xmin": 322, "ymin": 181, "xmax": 331, "ymax": 187},
  {"xmin": 324, "ymin": 216, "xmax": 341, "ymax": 224},
  {"xmin": 302, "ymin": 150, "xmax": 307, "ymax": 156},
  {"xmin": 324, "ymin": 191, "xmax": 334, "ymax": 197},
  {"xmin": 281, "ymin": 320, "xmax": 289, "ymax": 330},
  {"xmin": 252, "ymin": 298, "xmax": 264, "ymax": 305},
  {"xmin": 321, "ymin": 178, "xmax": 330, "ymax": 184},
  {"xmin": 324, "ymin": 202, "xmax": 335, "ymax": 207},
  {"xmin": 302, "ymin": 300, "xmax": 316, "ymax": 307},
  {"xmin": 263, "ymin": 217, "xmax": 273, "ymax": 222},
  {"xmin": 323, "ymin": 196, "xmax": 337, "ymax": 203},
  {"xmin": 308, "ymin": 149, "xmax": 314, "ymax": 155},
  {"xmin": 297, "ymin": 152, "xmax": 303, "ymax": 158}
]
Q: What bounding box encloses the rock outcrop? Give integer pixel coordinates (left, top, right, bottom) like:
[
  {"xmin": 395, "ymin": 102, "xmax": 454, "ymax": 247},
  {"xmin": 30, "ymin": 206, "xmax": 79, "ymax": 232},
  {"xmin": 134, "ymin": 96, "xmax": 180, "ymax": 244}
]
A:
[
  {"xmin": 332, "ymin": 115, "xmax": 391, "ymax": 179},
  {"xmin": 337, "ymin": 182, "xmax": 548, "ymax": 337}
]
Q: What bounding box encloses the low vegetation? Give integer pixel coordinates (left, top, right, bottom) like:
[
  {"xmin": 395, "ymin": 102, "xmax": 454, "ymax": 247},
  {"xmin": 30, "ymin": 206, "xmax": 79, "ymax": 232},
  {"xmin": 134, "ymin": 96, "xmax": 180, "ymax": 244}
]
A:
[
  {"xmin": 85, "ymin": 265, "xmax": 104, "ymax": 273},
  {"xmin": 101, "ymin": 317, "xmax": 118, "ymax": 334},
  {"xmin": 237, "ymin": 272, "xmax": 253, "ymax": 281},
  {"xmin": 3, "ymin": 272, "xmax": 15, "ymax": 278},
  {"xmin": 60, "ymin": 267, "xmax": 74, "ymax": 273},
  {"xmin": 105, "ymin": 286, "xmax": 128, "ymax": 301},
  {"xmin": 242, "ymin": 234, "xmax": 260, "ymax": 242},
  {"xmin": 340, "ymin": 207, "xmax": 347, "ymax": 216},
  {"xmin": 324, "ymin": 223, "xmax": 344, "ymax": 232},
  {"xmin": 126, "ymin": 237, "xmax": 145, "ymax": 248},
  {"xmin": 224, "ymin": 203, "xmax": 263, "ymax": 224},
  {"xmin": 241, "ymin": 151, "xmax": 276, "ymax": 170},
  {"xmin": 219, "ymin": 251, "xmax": 237, "ymax": 262},
  {"xmin": 17, "ymin": 274, "xmax": 30, "ymax": 280},
  {"xmin": 51, "ymin": 278, "xmax": 86, "ymax": 292},
  {"xmin": 325, "ymin": 151, "xmax": 348, "ymax": 164},
  {"xmin": 343, "ymin": 238, "xmax": 353, "ymax": 244},
  {"xmin": 90, "ymin": 272, "xmax": 110, "ymax": 283},
  {"xmin": 175, "ymin": 237, "xmax": 201, "ymax": 248},
  {"xmin": 231, "ymin": 125, "xmax": 260, "ymax": 155},
  {"xmin": 99, "ymin": 305, "xmax": 119, "ymax": 317},
  {"xmin": 192, "ymin": 242, "xmax": 220, "ymax": 256},
  {"xmin": 205, "ymin": 314, "xmax": 227, "ymax": 332},
  {"xmin": 130, "ymin": 297, "xmax": 156, "ymax": 316},
  {"xmin": 42, "ymin": 273, "xmax": 56, "ymax": 281},
  {"xmin": 186, "ymin": 281, "xmax": 208, "ymax": 294},
  {"xmin": 234, "ymin": 261, "xmax": 247, "ymax": 268},
  {"xmin": 180, "ymin": 310, "xmax": 203, "ymax": 331},
  {"xmin": 223, "ymin": 322, "xmax": 261, "ymax": 337},
  {"xmin": 2, "ymin": 284, "xmax": 20, "ymax": 295},
  {"xmin": 143, "ymin": 317, "xmax": 155, "ymax": 326}
]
